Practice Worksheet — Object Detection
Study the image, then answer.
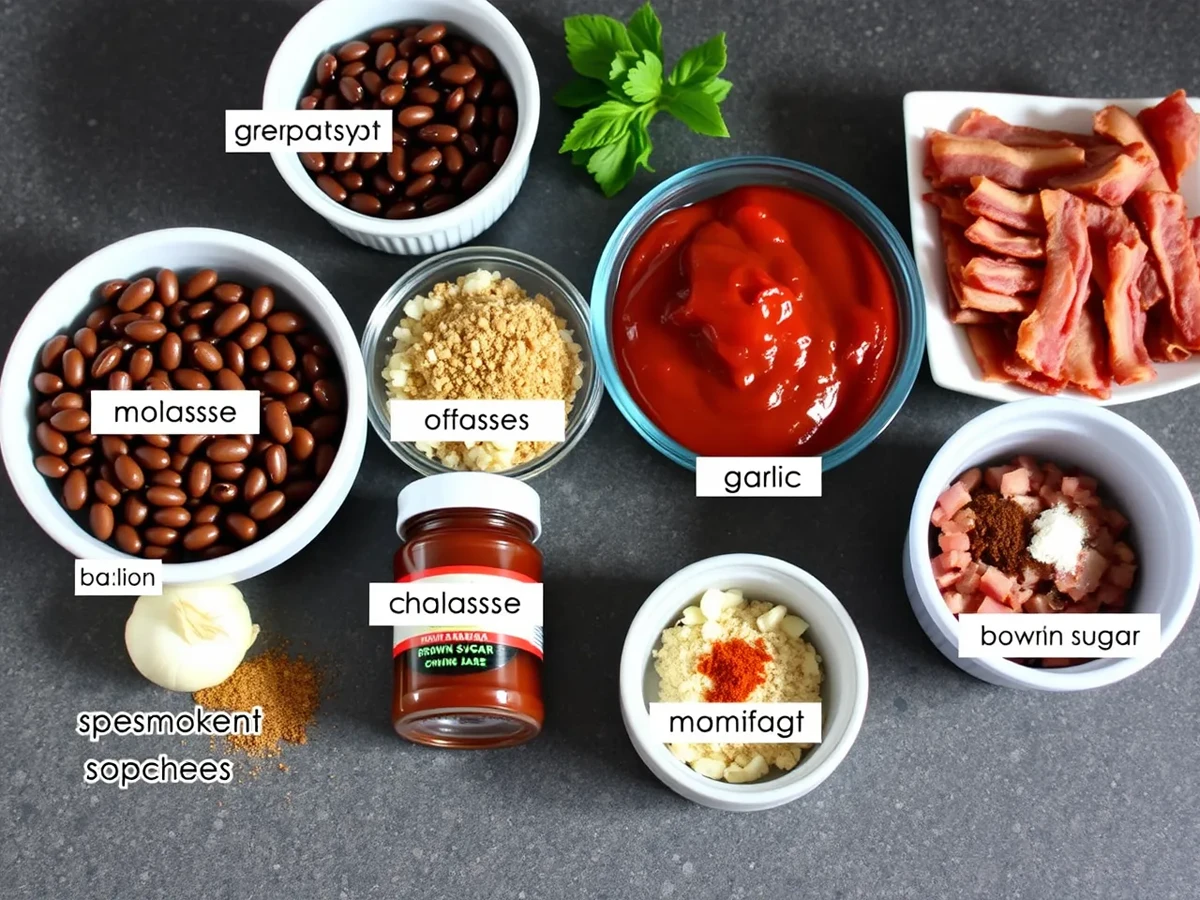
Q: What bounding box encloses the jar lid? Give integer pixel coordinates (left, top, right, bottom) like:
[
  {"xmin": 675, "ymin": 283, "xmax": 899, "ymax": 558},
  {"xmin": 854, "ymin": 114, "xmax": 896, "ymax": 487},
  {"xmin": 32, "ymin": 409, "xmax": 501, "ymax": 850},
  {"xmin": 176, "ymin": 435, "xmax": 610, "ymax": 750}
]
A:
[{"xmin": 396, "ymin": 473, "xmax": 542, "ymax": 541}]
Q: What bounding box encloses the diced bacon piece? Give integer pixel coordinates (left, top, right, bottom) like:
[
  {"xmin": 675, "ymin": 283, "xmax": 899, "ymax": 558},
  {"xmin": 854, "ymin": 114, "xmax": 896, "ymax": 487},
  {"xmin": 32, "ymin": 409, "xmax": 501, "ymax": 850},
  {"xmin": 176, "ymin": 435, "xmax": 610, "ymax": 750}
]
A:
[
  {"xmin": 938, "ymin": 531, "xmax": 971, "ymax": 553},
  {"xmin": 1062, "ymin": 302, "xmax": 1112, "ymax": 399},
  {"xmin": 965, "ymin": 324, "xmax": 1016, "ymax": 382},
  {"xmin": 1077, "ymin": 475, "xmax": 1097, "ymax": 492},
  {"xmin": 963, "ymin": 176, "xmax": 1045, "ymax": 233},
  {"xmin": 1016, "ymin": 455, "xmax": 1042, "ymax": 481},
  {"xmin": 954, "ymin": 109, "xmax": 1092, "ymax": 148},
  {"xmin": 1095, "ymin": 584, "xmax": 1127, "ymax": 610},
  {"xmin": 1024, "ymin": 593, "xmax": 1058, "ymax": 614},
  {"xmin": 1092, "ymin": 527, "xmax": 1114, "ymax": 555},
  {"xmin": 1010, "ymin": 587, "xmax": 1033, "ymax": 611},
  {"xmin": 960, "ymin": 285, "xmax": 1036, "ymax": 314},
  {"xmin": 941, "ymin": 517, "xmax": 969, "ymax": 536},
  {"xmin": 936, "ymin": 481, "xmax": 973, "ymax": 518},
  {"xmin": 1043, "ymin": 462, "xmax": 1063, "ymax": 488},
  {"xmin": 1048, "ymin": 144, "xmax": 1153, "ymax": 206},
  {"xmin": 965, "ymin": 217, "xmax": 1046, "ymax": 259},
  {"xmin": 959, "ymin": 467, "xmax": 983, "ymax": 492},
  {"xmin": 1039, "ymin": 484, "xmax": 1065, "ymax": 506},
  {"xmin": 985, "ymin": 464, "xmax": 1015, "ymax": 491},
  {"xmin": 976, "ymin": 597, "xmax": 1015, "ymax": 615},
  {"xmin": 963, "ymin": 256, "xmax": 1043, "ymax": 295},
  {"xmin": 1016, "ymin": 190, "xmax": 1094, "ymax": 380},
  {"xmin": 1061, "ymin": 476, "xmax": 1080, "ymax": 497},
  {"xmin": 927, "ymin": 131, "xmax": 1086, "ymax": 190},
  {"xmin": 943, "ymin": 591, "xmax": 969, "ymax": 615},
  {"xmin": 955, "ymin": 563, "xmax": 985, "ymax": 596},
  {"xmin": 980, "ymin": 566, "xmax": 1014, "ymax": 603},
  {"xmin": 952, "ymin": 507, "xmax": 977, "ymax": 531},
  {"xmin": 1064, "ymin": 596, "xmax": 1103, "ymax": 613},
  {"xmin": 1106, "ymin": 563, "xmax": 1136, "ymax": 589},
  {"xmin": 1075, "ymin": 490, "xmax": 1100, "ymax": 509},
  {"xmin": 1130, "ymin": 191, "xmax": 1200, "ymax": 350},
  {"xmin": 1019, "ymin": 565, "xmax": 1042, "ymax": 588},
  {"xmin": 932, "ymin": 554, "xmax": 961, "ymax": 589},
  {"xmin": 931, "ymin": 505, "xmax": 948, "ymax": 528},
  {"xmin": 1057, "ymin": 548, "xmax": 1109, "ymax": 600},
  {"xmin": 924, "ymin": 191, "xmax": 976, "ymax": 228},
  {"xmin": 1136, "ymin": 90, "xmax": 1199, "ymax": 191},
  {"xmin": 1000, "ymin": 468, "xmax": 1031, "ymax": 497},
  {"xmin": 1088, "ymin": 208, "xmax": 1155, "ymax": 385},
  {"xmin": 1113, "ymin": 540, "xmax": 1134, "ymax": 562},
  {"xmin": 1012, "ymin": 494, "xmax": 1043, "ymax": 516},
  {"xmin": 1093, "ymin": 105, "xmax": 1171, "ymax": 192},
  {"xmin": 937, "ymin": 550, "xmax": 971, "ymax": 572}
]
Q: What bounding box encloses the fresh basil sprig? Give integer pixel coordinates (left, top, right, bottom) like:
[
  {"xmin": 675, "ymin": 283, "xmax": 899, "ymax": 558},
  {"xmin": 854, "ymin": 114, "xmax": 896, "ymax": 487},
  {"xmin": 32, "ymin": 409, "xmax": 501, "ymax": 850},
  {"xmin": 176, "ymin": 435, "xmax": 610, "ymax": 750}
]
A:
[{"xmin": 556, "ymin": 3, "xmax": 732, "ymax": 197}]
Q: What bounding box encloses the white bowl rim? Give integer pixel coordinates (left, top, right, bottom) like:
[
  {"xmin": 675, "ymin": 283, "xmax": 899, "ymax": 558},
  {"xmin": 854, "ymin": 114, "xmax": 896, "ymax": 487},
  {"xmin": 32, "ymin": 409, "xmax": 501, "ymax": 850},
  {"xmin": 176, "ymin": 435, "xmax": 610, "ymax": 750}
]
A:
[
  {"xmin": 262, "ymin": 0, "xmax": 540, "ymax": 238},
  {"xmin": 0, "ymin": 226, "xmax": 368, "ymax": 584},
  {"xmin": 619, "ymin": 553, "xmax": 869, "ymax": 810},
  {"xmin": 906, "ymin": 396, "xmax": 1200, "ymax": 689}
]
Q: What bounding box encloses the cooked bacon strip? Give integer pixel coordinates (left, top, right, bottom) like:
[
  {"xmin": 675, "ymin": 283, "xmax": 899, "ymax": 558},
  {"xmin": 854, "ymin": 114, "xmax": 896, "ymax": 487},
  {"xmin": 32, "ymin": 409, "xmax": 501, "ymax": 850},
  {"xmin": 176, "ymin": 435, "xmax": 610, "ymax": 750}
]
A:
[
  {"xmin": 1048, "ymin": 144, "xmax": 1153, "ymax": 206},
  {"xmin": 1063, "ymin": 301, "xmax": 1112, "ymax": 398},
  {"xmin": 1136, "ymin": 90, "xmax": 1199, "ymax": 191},
  {"xmin": 964, "ymin": 217, "xmax": 1045, "ymax": 259},
  {"xmin": 1145, "ymin": 306, "xmax": 1191, "ymax": 362},
  {"xmin": 963, "ymin": 177, "xmax": 1044, "ymax": 233},
  {"xmin": 962, "ymin": 256, "xmax": 1042, "ymax": 294},
  {"xmin": 955, "ymin": 109, "xmax": 1094, "ymax": 148},
  {"xmin": 960, "ymin": 285, "xmax": 1037, "ymax": 314},
  {"xmin": 1130, "ymin": 190, "xmax": 1200, "ymax": 349},
  {"xmin": 1084, "ymin": 204, "xmax": 1154, "ymax": 385},
  {"xmin": 1016, "ymin": 190, "xmax": 1094, "ymax": 379},
  {"xmin": 927, "ymin": 131, "xmax": 1086, "ymax": 190},
  {"xmin": 1137, "ymin": 258, "xmax": 1166, "ymax": 310},
  {"xmin": 1093, "ymin": 105, "xmax": 1170, "ymax": 191},
  {"xmin": 1003, "ymin": 348, "xmax": 1067, "ymax": 394},
  {"xmin": 965, "ymin": 324, "xmax": 1015, "ymax": 382},
  {"xmin": 923, "ymin": 191, "xmax": 975, "ymax": 228}
]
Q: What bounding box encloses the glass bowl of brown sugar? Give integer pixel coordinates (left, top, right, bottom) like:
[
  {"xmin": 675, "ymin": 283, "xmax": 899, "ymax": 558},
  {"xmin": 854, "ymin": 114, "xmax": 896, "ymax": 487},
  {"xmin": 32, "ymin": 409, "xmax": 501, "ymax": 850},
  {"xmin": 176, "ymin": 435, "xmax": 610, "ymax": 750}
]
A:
[{"xmin": 361, "ymin": 246, "xmax": 602, "ymax": 480}]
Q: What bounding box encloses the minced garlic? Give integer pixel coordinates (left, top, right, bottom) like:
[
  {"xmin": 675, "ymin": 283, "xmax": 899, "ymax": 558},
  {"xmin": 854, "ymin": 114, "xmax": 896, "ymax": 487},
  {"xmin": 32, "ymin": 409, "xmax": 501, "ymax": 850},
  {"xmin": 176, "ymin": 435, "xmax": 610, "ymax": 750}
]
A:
[
  {"xmin": 381, "ymin": 270, "xmax": 584, "ymax": 472},
  {"xmin": 654, "ymin": 588, "xmax": 823, "ymax": 784}
]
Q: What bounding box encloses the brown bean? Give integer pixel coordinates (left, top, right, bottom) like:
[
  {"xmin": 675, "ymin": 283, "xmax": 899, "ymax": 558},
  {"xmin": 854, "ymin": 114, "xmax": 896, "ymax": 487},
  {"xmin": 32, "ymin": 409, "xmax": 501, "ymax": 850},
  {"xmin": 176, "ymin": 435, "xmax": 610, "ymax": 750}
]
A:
[
  {"xmin": 337, "ymin": 39, "xmax": 370, "ymax": 61},
  {"xmin": 61, "ymin": 348, "xmax": 86, "ymax": 386},
  {"xmin": 215, "ymin": 368, "xmax": 245, "ymax": 391},
  {"xmin": 373, "ymin": 40, "xmax": 397, "ymax": 70},
  {"xmin": 348, "ymin": 193, "xmax": 382, "ymax": 215},
  {"xmin": 338, "ymin": 76, "xmax": 363, "ymax": 104},
  {"xmin": 120, "ymin": 495, "xmax": 148, "ymax": 526},
  {"xmin": 90, "ymin": 345, "xmax": 123, "ymax": 379},
  {"xmin": 141, "ymin": 432, "xmax": 170, "ymax": 447},
  {"xmin": 410, "ymin": 85, "xmax": 439, "ymax": 105},
  {"xmin": 212, "ymin": 462, "xmax": 245, "ymax": 481},
  {"xmin": 249, "ymin": 286, "xmax": 275, "ymax": 320},
  {"xmin": 181, "ymin": 323, "xmax": 203, "ymax": 343},
  {"xmin": 191, "ymin": 341, "xmax": 223, "ymax": 371},
  {"xmin": 440, "ymin": 63, "xmax": 476, "ymax": 85},
  {"xmin": 238, "ymin": 322, "xmax": 269, "ymax": 350},
  {"xmin": 387, "ymin": 59, "xmax": 410, "ymax": 82},
  {"xmin": 153, "ymin": 506, "xmax": 191, "ymax": 529},
  {"xmin": 107, "ymin": 370, "xmax": 131, "ymax": 391},
  {"xmin": 465, "ymin": 76, "xmax": 485, "ymax": 102},
  {"xmin": 94, "ymin": 479, "xmax": 121, "ymax": 506},
  {"xmin": 397, "ymin": 105, "xmax": 435, "ymax": 127},
  {"xmin": 213, "ymin": 283, "xmax": 245, "ymax": 304},
  {"xmin": 146, "ymin": 485, "xmax": 187, "ymax": 507},
  {"xmin": 362, "ymin": 70, "xmax": 383, "ymax": 96},
  {"xmin": 310, "ymin": 415, "xmax": 342, "ymax": 442},
  {"xmin": 248, "ymin": 345, "xmax": 272, "ymax": 371},
  {"xmin": 398, "ymin": 35, "xmax": 418, "ymax": 57},
  {"xmin": 387, "ymin": 148, "xmax": 407, "ymax": 181},
  {"xmin": 185, "ymin": 301, "xmax": 215, "ymax": 323},
  {"xmin": 416, "ymin": 22, "xmax": 447, "ymax": 44},
  {"xmin": 158, "ymin": 332, "xmax": 183, "ymax": 369},
  {"xmin": 243, "ymin": 467, "xmax": 268, "ymax": 503},
  {"xmin": 492, "ymin": 134, "xmax": 512, "ymax": 166},
  {"xmin": 373, "ymin": 173, "xmax": 397, "ymax": 196},
  {"xmin": 249, "ymin": 491, "xmax": 286, "ymax": 521},
  {"xmin": 491, "ymin": 79, "xmax": 512, "ymax": 101},
  {"xmin": 263, "ymin": 335, "xmax": 294, "ymax": 372},
  {"xmin": 422, "ymin": 193, "xmax": 457, "ymax": 215},
  {"xmin": 444, "ymin": 87, "xmax": 465, "ymax": 114},
  {"xmin": 462, "ymin": 161, "xmax": 493, "ymax": 194},
  {"xmin": 134, "ymin": 445, "xmax": 171, "ymax": 470},
  {"xmin": 183, "ymin": 269, "xmax": 218, "ymax": 299},
  {"xmin": 101, "ymin": 435, "xmax": 127, "ymax": 460},
  {"xmin": 68, "ymin": 446, "xmax": 94, "ymax": 467},
  {"xmin": 125, "ymin": 318, "xmax": 167, "ymax": 342},
  {"xmin": 266, "ymin": 311, "xmax": 303, "ymax": 334},
  {"xmin": 35, "ymin": 456, "xmax": 69, "ymax": 478},
  {"xmin": 315, "ymin": 444, "xmax": 336, "ymax": 478},
  {"xmin": 225, "ymin": 512, "xmax": 259, "ymax": 542},
  {"xmin": 182, "ymin": 523, "xmax": 221, "ymax": 550},
  {"xmin": 113, "ymin": 524, "xmax": 141, "ymax": 554},
  {"xmin": 380, "ymin": 83, "xmax": 406, "ymax": 106},
  {"xmin": 49, "ymin": 393, "xmax": 82, "ymax": 412},
  {"xmin": 152, "ymin": 470, "xmax": 183, "ymax": 489},
  {"xmin": 213, "ymin": 303, "xmax": 251, "ymax": 338},
  {"xmin": 41, "ymin": 334, "xmax": 69, "ymax": 369},
  {"xmin": 283, "ymin": 480, "xmax": 318, "ymax": 506},
  {"xmin": 75, "ymin": 429, "xmax": 97, "ymax": 447},
  {"xmin": 50, "ymin": 408, "xmax": 89, "ymax": 433},
  {"xmin": 460, "ymin": 133, "xmax": 480, "ymax": 157},
  {"xmin": 33, "ymin": 372, "xmax": 63, "ymax": 394},
  {"xmin": 86, "ymin": 305, "xmax": 115, "ymax": 330},
  {"xmin": 498, "ymin": 104, "xmax": 517, "ymax": 135},
  {"xmin": 145, "ymin": 526, "xmax": 179, "ymax": 547},
  {"xmin": 113, "ymin": 455, "xmax": 145, "ymax": 490},
  {"xmin": 116, "ymin": 277, "xmax": 155, "ymax": 312},
  {"xmin": 174, "ymin": 435, "xmax": 206, "ymax": 456},
  {"xmin": 74, "ymin": 327, "xmax": 101, "ymax": 359},
  {"xmin": 288, "ymin": 427, "xmax": 315, "ymax": 462},
  {"xmin": 418, "ymin": 124, "xmax": 458, "ymax": 144},
  {"xmin": 429, "ymin": 42, "xmax": 450, "ymax": 66},
  {"xmin": 468, "ymin": 43, "xmax": 498, "ymax": 71},
  {"xmin": 63, "ymin": 469, "xmax": 89, "ymax": 510},
  {"xmin": 35, "ymin": 422, "xmax": 67, "ymax": 456},
  {"xmin": 315, "ymin": 52, "xmax": 337, "ymax": 84},
  {"xmin": 339, "ymin": 171, "xmax": 365, "ymax": 194},
  {"xmin": 182, "ymin": 460, "xmax": 211, "ymax": 498},
  {"xmin": 410, "ymin": 148, "xmax": 442, "ymax": 174},
  {"xmin": 193, "ymin": 504, "xmax": 220, "ymax": 525},
  {"xmin": 206, "ymin": 439, "xmax": 250, "ymax": 463},
  {"xmin": 210, "ymin": 482, "xmax": 238, "ymax": 504},
  {"xmin": 264, "ymin": 444, "xmax": 288, "ymax": 484},
  {"xmin": 261, "ymin": 371, "xmax": 300, "ymax": 395},
  {"xmin": 127, "ymin": 347, "xmax": 153, "ymax": 381},
  {"xmin": 357, "ymin": 151, "xmax": 382, "ymax": 171},
  {"xmin": 405, "ymin": 173, "xmax": 437, "ymax": 197},
  {"xmin": 87, "ymin": 503, "xmax": 115, "ymax": 540},
  {"xmin": 284, "ymin": 392, "xmax": 313, "ymax": 415},
  {"xmin": 317, "ymin": 173, "xmax": 348, "ymax": 203},
  {"xmin": 442, "ymin": 143, "xmax": 465, "ymax": 175},
  {"xmin": 172, "ymin": 368, "xmax": 211, "ymax": 390},
  {"xmin": 411, "ymin": 54, "xmax": 431, "ymax": 78}
]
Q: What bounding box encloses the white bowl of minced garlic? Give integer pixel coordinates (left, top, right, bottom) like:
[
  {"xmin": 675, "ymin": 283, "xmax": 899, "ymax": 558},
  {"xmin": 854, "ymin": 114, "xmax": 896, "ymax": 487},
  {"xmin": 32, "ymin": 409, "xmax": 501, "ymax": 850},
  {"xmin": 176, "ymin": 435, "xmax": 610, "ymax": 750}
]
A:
[
  {"xmin": 362, "ymin": 247, "xmax": 602, "ymax": 478},
  {"xmin": 620, "ymin": 554, "xmax": 869, "ymax": 812}
]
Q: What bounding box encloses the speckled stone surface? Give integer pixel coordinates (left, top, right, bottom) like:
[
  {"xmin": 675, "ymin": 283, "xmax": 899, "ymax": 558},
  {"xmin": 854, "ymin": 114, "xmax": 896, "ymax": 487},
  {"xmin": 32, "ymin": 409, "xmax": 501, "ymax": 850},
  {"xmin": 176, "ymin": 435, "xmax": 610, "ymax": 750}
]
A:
[{"xmin": 1, "ymin": 0, "xmax": 1198, "ymax": 897}]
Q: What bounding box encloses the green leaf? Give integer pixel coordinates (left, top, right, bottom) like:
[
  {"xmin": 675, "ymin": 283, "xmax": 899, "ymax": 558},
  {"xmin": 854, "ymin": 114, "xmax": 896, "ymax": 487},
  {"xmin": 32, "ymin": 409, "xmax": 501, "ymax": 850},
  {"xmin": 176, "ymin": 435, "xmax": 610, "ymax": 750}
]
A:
[
  {"xmin": 565, "ymin": 14, "xmax": 633, "ymax": 81},
  {"xmin": 627, "ymin": 2, "xmax": 663, "ymax": 58},
  {"xmin": 667, "ymin": 33, "xmax": 727, "ymax": 89},
  {"xmin": 608, "ymin": 49, "xmax": 641, "ymax": 87},
  {"xmin": 630, "ymin": 125, "xmax": 655, "ymax": 173},
  {"xmin": 555, "ymin": 76, "xmax": 612, "ymax": 108},
  {"xmin": 702, "ymin": 76, "xmax": 733, "ymax": 103},
  {"xmin": 559, "ymin": 100, "xmax": 641, "ymax": 152},
  {"xmin": 666, "ymin": 87, "xmax": 730, "ymax": 137},
  {"xmin": 586, "ymin": 132, "xmax": 638, "ymax": 197},
  {"xmin": 622, "ymin": 52, "xmax": 663, "ymax": 104}
]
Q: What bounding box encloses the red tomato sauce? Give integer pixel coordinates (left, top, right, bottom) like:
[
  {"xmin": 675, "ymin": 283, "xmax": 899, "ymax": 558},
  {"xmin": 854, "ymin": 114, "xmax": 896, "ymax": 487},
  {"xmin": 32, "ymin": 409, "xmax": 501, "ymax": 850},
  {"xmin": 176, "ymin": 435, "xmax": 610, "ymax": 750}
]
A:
[{"xmin": 613, "ymin": 185, "xmax": 900, "ymax": 456}]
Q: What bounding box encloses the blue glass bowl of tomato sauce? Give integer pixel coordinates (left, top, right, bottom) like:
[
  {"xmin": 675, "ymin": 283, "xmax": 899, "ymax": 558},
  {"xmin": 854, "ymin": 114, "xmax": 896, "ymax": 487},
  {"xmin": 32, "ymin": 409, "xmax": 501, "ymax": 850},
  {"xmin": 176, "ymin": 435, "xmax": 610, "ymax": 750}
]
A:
[{"xmin": 590, "ymin": 155, "xmax": 925, "ymax": 471}]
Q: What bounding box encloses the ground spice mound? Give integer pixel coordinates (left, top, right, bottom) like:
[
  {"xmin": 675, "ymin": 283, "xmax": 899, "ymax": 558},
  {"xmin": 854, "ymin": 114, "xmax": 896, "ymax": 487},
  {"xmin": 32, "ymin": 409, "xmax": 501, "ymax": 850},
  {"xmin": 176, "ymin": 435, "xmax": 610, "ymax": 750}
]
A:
[
  {"xmin": 969, "ymin": 492, "xmax": 1031, "ymax": 575},
  {"xmin": 193, "ymin": 649, "xmax": 320, "ymax": 757},
  {"xmin": 382, "ymin": 269, "xmax": 584, "ymax": 472},
  {"xmin": 697, "ymin": 637, "xmax": 772, "ymax": 703}
]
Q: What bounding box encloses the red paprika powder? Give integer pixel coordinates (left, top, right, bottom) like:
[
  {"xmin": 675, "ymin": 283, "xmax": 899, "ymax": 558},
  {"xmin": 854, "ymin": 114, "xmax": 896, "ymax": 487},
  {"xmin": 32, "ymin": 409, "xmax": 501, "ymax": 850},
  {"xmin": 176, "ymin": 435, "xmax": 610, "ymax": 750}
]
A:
[{"xmin": 697, "ymin": 637, "xmax": 773, "ymax": 702}]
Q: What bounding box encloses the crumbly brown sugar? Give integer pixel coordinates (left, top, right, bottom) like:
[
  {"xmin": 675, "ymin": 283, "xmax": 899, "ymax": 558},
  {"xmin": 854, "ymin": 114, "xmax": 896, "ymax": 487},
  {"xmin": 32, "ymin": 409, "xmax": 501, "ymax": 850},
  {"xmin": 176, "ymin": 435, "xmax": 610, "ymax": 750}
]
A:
[{"xmin": 382, "ymin": 269, "xmax": 584, "ymax": 472}]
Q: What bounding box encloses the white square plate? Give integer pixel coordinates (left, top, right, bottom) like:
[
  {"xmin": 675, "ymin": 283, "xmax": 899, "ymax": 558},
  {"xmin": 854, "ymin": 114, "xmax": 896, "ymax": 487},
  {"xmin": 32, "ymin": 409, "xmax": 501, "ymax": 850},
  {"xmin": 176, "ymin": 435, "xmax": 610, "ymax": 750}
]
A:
[{"xmin": 903, "ymin": 90, "xmax": 1200, "ymax": 405}]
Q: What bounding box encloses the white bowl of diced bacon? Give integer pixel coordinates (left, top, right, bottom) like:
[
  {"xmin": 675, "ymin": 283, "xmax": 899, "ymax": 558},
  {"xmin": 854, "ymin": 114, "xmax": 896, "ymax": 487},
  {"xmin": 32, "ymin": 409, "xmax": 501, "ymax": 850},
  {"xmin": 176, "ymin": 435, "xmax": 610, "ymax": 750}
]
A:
[
  {"xmin": 902, "ymin": 398, "xmax": 1200, "ymax": 691},
  {"xmin": 904, "ymin": 89, "xmax": 1200, "ymax": 404}
]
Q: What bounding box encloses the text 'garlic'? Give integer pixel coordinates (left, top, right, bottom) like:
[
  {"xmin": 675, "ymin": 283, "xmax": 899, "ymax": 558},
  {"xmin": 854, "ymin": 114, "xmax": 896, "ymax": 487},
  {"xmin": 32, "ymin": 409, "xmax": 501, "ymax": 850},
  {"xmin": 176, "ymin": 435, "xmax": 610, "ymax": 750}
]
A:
[{"xmin": 125, "ymin": 584, "xmax": 260, "ymax": 692}]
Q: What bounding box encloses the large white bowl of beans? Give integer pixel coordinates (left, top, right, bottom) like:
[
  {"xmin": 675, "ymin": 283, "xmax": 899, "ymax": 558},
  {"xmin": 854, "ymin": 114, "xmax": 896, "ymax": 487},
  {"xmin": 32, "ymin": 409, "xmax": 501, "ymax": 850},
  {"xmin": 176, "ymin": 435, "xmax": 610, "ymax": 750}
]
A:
[
  {"xmin": 263, "ymin": 0, "xmax": 539, "ymax": 255},
  {"xmin": 0, "ymin": 227, "xmax": 368, "ymax": 585}
]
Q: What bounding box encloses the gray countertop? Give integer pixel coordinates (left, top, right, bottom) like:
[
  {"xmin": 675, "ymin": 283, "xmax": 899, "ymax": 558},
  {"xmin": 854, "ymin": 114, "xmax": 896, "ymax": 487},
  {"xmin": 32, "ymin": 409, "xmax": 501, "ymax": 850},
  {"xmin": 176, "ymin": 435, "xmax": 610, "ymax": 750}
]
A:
[{"xmin": 1, "ymin": 0, "xmax": 1198, "ymax": 897}]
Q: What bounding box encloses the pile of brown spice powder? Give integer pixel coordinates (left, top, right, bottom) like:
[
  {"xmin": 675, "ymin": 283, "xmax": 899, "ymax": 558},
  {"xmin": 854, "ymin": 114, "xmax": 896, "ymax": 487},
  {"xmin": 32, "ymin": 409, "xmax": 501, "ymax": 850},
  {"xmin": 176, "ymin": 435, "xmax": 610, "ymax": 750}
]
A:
[
  {"xmin": 969, "ymin": 493, "xmax": 1033, "ymax": 575},
  {"xmin": 193, "ymin": 649, "xmax": 321, "ymax": 757}
]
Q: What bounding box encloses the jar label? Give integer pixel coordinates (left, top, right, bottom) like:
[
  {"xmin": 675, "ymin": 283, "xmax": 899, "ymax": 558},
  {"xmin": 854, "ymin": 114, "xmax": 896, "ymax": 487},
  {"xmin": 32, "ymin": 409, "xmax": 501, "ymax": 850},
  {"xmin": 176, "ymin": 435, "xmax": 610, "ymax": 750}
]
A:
[{"xmin": 392, "ymin": 567, "xmax": 543, "ymax": 675}]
